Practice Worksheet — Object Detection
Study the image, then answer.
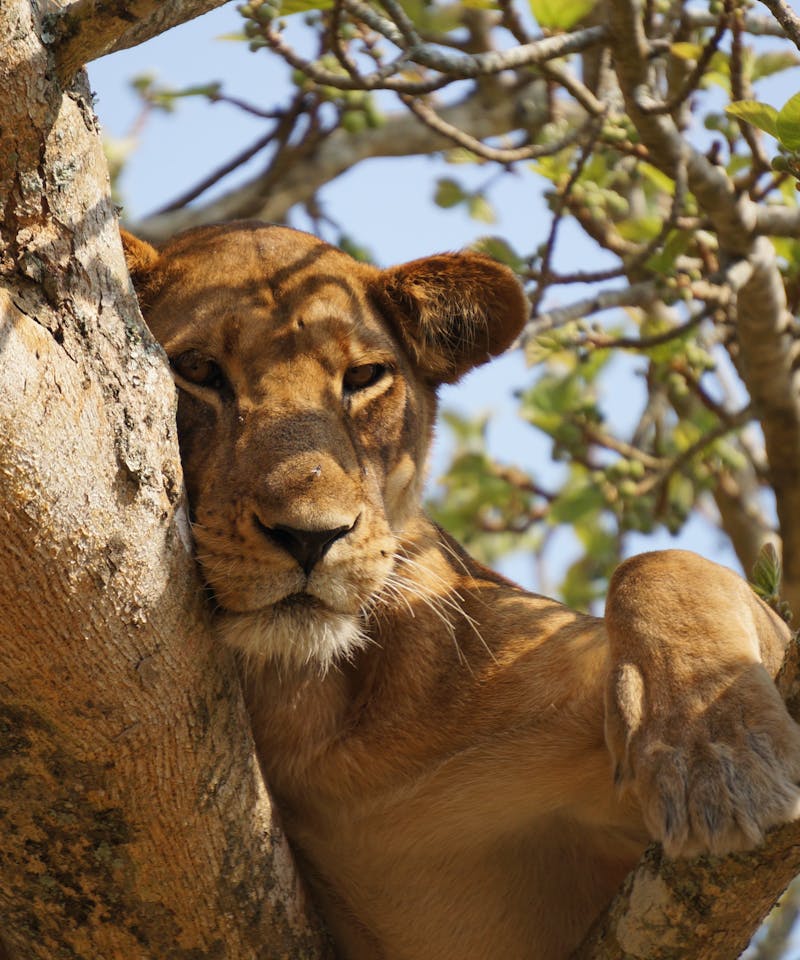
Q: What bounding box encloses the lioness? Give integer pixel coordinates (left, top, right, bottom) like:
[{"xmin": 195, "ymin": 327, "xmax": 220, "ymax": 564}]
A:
[{"xmin": 122, "ymin": 221, "xmax": 800, "ymax": 960}]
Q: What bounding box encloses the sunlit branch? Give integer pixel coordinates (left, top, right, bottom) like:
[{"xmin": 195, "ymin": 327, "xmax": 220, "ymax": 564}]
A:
[
  {"xmin": 635, "ymin": 11, "xmax": 727, "ymax": 117},
  {"xmin": 399, "ymin": 94, "xmax": 590, "ymax": 163},
  {"xmin": 258, "ymin": 19, "xmax": 607, "ymax": 93},
  {"xmin": 49, "ymin": 0, "xmax": 227, "ymax": 82},
  {"xmin": 758, "ymin": 0, "xmax": 800, "ymax": 50},
  {"xmin": 730, "ymin": 5, "xmax": 771, "ymax": 176},
  {"xmin": 519, "ymin": 282, "xmax": 663, "ymax": 344},
  {"xmin": 754, "ymin": 206, "xmax": 800, "ymax": 237},
  {"xmin": 685, "ymin": 8, "xmax": 788, "ymax": 35},
  {"xmin": 152, "ymin": 131, "xmax": 276, "ymax": 214},
  {"xmin": 579, "ymin": 310, "xmax": 708, "ymax": 352}
]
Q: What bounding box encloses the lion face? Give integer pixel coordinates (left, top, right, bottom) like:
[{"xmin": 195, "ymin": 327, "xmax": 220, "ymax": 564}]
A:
[{"xmin": 122, "ymin": 222, "xmax": 527, "ymax": 669}]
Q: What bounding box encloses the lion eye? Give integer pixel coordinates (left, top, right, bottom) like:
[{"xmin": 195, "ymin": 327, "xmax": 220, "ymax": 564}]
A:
[
  {"xmin": 171, "ymin": 350, "xmax": 225, "ymax": 389},
  {"xmin": 343, "ymin": 363, "xmax": 387, "ymax": 393}
]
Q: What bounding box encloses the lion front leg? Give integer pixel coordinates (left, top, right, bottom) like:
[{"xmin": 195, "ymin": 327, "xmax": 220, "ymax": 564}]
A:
[{"xmin": 604, "ymin": 549, "xmax": 800, "ymax": 858}]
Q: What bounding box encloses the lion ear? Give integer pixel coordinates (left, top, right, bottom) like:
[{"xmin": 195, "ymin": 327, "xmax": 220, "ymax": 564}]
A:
[
  {"xmin": 377, "ymin": 253, "xmax": 528, "ymax": 385},
  {"xmin": 120, "ymin": 229, "xmax": 162, "ymax": 306}
]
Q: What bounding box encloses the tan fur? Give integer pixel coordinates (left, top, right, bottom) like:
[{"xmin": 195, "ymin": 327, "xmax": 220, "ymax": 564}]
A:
[{"xmin": 122, "ymin": 221, "xmax": 800, "ymax": 960}]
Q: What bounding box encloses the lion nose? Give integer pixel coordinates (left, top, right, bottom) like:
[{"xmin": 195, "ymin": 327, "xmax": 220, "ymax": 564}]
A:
[{"xmin": 257, "ymin": 519, "xmax": 356, "ymax": 575}]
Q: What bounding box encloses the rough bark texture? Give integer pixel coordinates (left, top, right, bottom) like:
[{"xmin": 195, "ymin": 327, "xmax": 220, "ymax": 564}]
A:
[
  {"xmin": 0, "ymin": 2, "xmax": 329, "ymax": 956},
  {"xmin": 572, "ymin": 822, "xmax": 800, "ymax": 960},
  {"xmin": 48, "ymin": 0, "xmax": 230, "ymax": 83}
]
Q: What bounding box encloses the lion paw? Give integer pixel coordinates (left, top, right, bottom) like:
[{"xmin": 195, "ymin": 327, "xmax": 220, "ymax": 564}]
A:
[{"xmin": 607, "ymin": 662, "xmax": 800, "ymax": 858}]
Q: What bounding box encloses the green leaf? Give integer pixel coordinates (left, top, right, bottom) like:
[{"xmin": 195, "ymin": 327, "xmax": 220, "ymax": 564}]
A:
[
  {"xmin": 471, "ymin": 236, "xmax": 525, "ymax": 272},
  {"xmin": 725, "ymin": 100, "xmax": 779, "ymax": 138},
  {"xmin": 646, "ymin": 229, "xmax": 691, "ymax": 275},
  {"xmin": 777, "ymin": 93, "xmax": 800, "ymax": 151},
  {"xmin": 638, "ymin": 162, "xmax": 675, "ymax": 196},
  {"xmin": 751, "ymin": 543, "xmax": 782, "ymax": 600},
  {"xmin": 281, "ymin": 0, "xmax": 334, "ymax": 11},
  {"xmin": 752, "ymin": 51, "xmax": 800, "ymax": 81},
  {"xmin": 529, "ymin": 0, "xmax": 596, "ymax": 30},
  {"xmin": 337, "ymin": 235, "xmax": 374, "ymax": 263},
  {"xmin": 617, "ymin": 216, "xmax": 662, "ymax": 242},
  {"xmin": 434, "ymin": 178, "xmax": 466, "ymax": 209},
  {"xmin": 467, "ymin": 194, "xmax": 496, "ymax": 224},
  {"xmin": 550, "ymin": 484, "xmax": 605, "ymax": 524},
  {"xmin": 671, "ymin": 42, "xmax": 703, "ymax": 62}
]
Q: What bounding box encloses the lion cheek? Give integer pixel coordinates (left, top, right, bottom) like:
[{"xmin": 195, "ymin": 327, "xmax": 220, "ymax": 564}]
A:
[{"xmin": 383, "ymin": 452, "xmax": 421, "ymax": 532}]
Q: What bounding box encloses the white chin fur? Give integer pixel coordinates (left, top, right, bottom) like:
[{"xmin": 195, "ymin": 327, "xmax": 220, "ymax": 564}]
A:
[{"xmin": 216, "ymin": 603, "xmax": 368, "ymax": 673}]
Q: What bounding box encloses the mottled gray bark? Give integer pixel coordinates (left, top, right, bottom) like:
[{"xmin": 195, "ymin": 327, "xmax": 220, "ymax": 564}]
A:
[
  {"xmin": 0, "ymin": 1, "xmax": 329, "ymax": 956},
  {"xmin": 48, "ymin": 0, "xmax": 230, "ymax": 83}
]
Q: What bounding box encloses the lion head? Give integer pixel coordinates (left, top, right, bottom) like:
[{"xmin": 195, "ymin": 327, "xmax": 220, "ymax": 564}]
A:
[{"xmin": 122, "ymin": 221, "xmax": 527, "ymax": 670}]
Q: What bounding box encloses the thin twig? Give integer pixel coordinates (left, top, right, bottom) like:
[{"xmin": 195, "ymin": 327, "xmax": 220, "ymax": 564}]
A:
[
  {"xmin": 635, "ymin": 12, "xmax": 727, "ymax": 116},
  {"xmin": 151, "ymin": 94, "xmax": 310, "ymax": 215},
  {"xmin": 258, "ymin": 20, "xmax": 608, "ymax": 93},
  {"xmin": 329, "ymin": 0, "xmax": 361, "ymax": 79},
  {"xmin": 209, "ymin": 93, "xmax": 286, "ymax": 120},
  {"xmin": 497, "ymin": 0, "xmax": 531, "ymax": 45},
  {"xmin": 151, "ymin": 130, "xmax": 277, "ymax": 214},
  {"xmin": 399, "ymin": 95, "xmax": 592, "ymax": 163},
  {"xmin": 686, "ymin": 8, "xmax": 788, "ymax": 36},
  {"xmin": 519, "ymin": 281, "xmax": 663, "ymax": 345},
  {"xmin": 730, "ymin": 4, "xmax": 770, "ymax": 178},
  {"xmin": 581, "ymin": 308, "xmax": 709, "ymax": 351},
  {"xmin": 376, "ymin": 0, "xmax": 419, "ymax": 47},
  {"xmin": 529, "ymin": 122, "xmax": 604, "ymax": 316}
]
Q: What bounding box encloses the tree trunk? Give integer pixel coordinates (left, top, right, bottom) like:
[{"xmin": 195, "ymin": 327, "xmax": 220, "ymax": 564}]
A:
[{"xmin": 0, "ymin": 2, "xmax": 330, "ymax": 956}]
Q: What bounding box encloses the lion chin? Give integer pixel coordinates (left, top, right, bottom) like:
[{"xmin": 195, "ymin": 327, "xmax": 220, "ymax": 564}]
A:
[{"xmin": 216, "ymin": 597, "xmax": 368, "ymax": 674}]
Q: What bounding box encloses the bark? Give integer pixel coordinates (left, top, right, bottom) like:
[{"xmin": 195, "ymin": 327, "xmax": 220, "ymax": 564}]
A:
[
  {"xmin": 0, "ymin": 1, "xmax": 329, "ymax": 956},
  {"xmin": 572, "ymin": 823, "xmax": 800, "ymax": 960},
  {"xmin": 757, "ymin": 0, "xmax": 800, "ymax": 50},
  {"xmin": 733, "ymin": 241, "xmax": 800, "ymax": 617},
  {"xmin": 49, "ymin": 0, "xmax": 230, "ymax": 84}
]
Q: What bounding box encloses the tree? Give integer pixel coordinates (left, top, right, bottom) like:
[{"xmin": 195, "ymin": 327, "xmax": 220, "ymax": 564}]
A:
[
  {"xmin": 0, "ymin": 2, "xmax": 330, "ymax": 956},
  {"xmin": 3, "ymin": 0, "xmax": 800, "ymax": 956}
]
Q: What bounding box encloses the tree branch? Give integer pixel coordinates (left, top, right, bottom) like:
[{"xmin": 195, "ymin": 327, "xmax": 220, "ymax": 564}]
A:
[
  {"xmin": 755, "ymin": 205, "xmax": 800, "ymax": 237},
  {"xmin": 519, "ymin": 282, "xmax": 663, "ymax": 344},
  {"xmin": 257, "ymin": 19, "xmax": 607, "ymax": 93},
  {"xmin": 572, "ymin": 821, "xmax": 800, "ymax": 960},
  {"xmin": 714, "ymin": 467, "xmax": 775, "ymax": 576},
  {"xmin": 560, "ymin": 3, "xmax": 800, "ymax": 953},
  {"xmin": 733, "ymin": 239, "xmax": 800, "ymax": 615},
  {"xmin": 758, "ymin": 0, "xmax": 800, "ymax": 51},
  {"xmin": 133, "ymin": 78, "xmax": 561, "ymax": 240},
  {"xmin": 48, "ymin": 0, "xmax": 229, "ymax": 84}
]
